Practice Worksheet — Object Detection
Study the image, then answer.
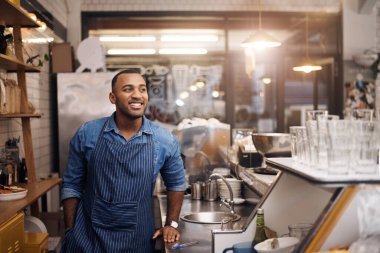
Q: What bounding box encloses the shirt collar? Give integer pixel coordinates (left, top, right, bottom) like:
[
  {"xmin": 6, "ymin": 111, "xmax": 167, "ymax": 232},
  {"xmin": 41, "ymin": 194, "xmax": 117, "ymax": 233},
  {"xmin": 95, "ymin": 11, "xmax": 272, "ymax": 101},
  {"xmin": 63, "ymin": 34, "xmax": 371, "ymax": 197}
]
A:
[{"xmin": 104, "ymin": 112, "xmax": 153, "ymax": 135}]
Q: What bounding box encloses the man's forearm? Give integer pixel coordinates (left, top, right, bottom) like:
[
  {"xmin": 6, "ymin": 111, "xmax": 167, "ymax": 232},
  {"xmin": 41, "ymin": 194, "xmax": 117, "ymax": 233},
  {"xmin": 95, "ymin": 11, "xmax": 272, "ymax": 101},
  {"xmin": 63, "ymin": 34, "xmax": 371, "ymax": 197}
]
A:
[
  {"xmin": 63, "ymin": 198, "xmax": 79, "ymax": 229},
  {"xmin": 165, "ymin": 191, "xmax": 184, "ymax": 224}
]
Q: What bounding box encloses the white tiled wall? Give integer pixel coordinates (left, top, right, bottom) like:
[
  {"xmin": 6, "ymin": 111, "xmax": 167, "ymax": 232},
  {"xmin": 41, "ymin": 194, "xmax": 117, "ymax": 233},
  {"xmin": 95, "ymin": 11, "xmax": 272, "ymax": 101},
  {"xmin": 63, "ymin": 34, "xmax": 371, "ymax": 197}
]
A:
[
  {"xmin": 37, "ymin": 0, "xmax": 68, "ymax": 29},
  {"xmin": 81, "ymin": 0, "xmax": 340, "ymax": 12},
  {"xmin": 0, "ymin": 44, "xmax": 52, "ymax": 180}
]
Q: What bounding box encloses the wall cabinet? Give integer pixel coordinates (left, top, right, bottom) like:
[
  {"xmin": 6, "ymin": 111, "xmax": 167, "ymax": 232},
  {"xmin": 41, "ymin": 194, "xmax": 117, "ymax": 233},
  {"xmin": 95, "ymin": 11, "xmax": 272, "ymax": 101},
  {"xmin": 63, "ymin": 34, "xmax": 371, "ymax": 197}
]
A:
[{"xmin": 0, "ymin": 0, "xmax": 60, "ymax": 225}]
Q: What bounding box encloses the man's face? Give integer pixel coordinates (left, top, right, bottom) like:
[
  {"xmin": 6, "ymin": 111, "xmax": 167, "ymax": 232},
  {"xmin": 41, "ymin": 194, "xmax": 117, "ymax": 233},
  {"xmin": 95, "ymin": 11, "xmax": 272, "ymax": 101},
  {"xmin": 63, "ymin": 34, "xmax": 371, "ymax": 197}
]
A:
[{"xmin": 109, "ymin": 73, "xmax": 149, "ymax": 119}]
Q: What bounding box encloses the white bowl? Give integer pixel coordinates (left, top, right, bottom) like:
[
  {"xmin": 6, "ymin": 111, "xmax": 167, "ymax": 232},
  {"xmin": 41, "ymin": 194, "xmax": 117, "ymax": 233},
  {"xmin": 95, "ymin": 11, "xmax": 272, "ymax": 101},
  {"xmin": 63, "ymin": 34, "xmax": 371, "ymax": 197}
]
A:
[
  {"xmin": 0, "ymin": 189, "xmax": 28, "ymax": 201},
  {"xmin": 254, "ymin": 237, "xmax": 299, "ymax": 253}
]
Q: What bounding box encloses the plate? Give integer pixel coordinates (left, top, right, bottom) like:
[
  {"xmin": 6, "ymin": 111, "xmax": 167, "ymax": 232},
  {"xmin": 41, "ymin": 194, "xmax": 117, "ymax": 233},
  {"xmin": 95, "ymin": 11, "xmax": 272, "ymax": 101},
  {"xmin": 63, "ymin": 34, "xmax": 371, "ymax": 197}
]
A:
[
  {"xmin": 220, "ymin": 197, "xmax": 245, "ymax": 204},
  {"xmin": 0, "ymin": 189, "xmax": 28, "ymax": 201}
]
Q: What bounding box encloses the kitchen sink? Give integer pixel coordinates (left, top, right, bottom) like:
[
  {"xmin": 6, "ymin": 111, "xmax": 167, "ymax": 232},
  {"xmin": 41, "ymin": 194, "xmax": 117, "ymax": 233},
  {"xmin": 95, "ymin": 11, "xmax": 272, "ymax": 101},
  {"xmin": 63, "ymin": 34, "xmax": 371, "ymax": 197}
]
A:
[{"xmin": 181, "ymin": 212, "xmax": 241, "ymax": 224}]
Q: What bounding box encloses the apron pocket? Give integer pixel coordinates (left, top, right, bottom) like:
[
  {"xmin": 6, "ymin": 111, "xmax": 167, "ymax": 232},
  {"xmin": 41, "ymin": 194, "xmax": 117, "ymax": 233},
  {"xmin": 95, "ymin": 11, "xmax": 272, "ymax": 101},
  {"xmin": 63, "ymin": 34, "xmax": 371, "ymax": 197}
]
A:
[{"xmin": 92, "ymin": 197, "xmax": 138, "ymax": 232}]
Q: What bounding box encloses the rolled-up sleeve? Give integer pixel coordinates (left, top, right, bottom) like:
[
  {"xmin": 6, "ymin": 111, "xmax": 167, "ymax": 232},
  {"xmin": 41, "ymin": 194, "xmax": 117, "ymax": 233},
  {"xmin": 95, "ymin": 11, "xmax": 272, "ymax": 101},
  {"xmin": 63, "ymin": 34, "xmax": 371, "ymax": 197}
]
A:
[
  {"xmin": 61, "ymin": 125, "xmax": 87, "ymax": 201},
  {"xmin": 160, "ymin": 135, "xmax": 187, "ymax": 192}
]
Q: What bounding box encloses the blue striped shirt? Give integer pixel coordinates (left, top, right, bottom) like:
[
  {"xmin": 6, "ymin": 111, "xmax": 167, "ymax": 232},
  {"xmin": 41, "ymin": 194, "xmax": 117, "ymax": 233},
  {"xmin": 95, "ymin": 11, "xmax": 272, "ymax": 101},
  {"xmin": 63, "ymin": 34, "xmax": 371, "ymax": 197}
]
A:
[{"xmin": 61, "ymin": 113, "xmax": 186, "ymax": 201}]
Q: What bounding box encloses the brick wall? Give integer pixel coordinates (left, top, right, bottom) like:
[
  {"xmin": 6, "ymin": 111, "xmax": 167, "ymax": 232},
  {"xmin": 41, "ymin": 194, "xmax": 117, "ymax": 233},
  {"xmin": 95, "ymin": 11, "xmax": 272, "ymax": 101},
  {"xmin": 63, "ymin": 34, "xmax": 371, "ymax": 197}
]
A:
[{"xmin": 81, "ymin": 0, "xmax": 340, "ymax": 12}]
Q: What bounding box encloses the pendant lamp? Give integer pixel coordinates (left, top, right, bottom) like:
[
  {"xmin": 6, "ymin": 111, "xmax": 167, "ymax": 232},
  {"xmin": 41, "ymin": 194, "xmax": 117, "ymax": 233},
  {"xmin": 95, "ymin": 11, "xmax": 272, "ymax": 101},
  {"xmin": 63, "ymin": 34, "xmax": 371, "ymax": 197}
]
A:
[
  {"xmin": 293, "ymin": 13, "xmax": 322, "ymax": 73},
  {"xmin": 241, "ymin": 0, "xmax": 281, "ymax": 49}
]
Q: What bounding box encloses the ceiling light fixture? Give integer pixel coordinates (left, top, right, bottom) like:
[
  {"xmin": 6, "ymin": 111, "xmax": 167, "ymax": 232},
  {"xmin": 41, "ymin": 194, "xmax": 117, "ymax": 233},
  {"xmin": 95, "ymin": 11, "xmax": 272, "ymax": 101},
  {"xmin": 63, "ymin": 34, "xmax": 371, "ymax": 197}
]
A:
[
  {"xmin": 99, "ymin": 36, "xmax": 156, "ymax": 42},
  {"xmin": 262, "ymin": 77, "xmax": 272, "ymax": 84},
  {"xmin": 195, "ymin": 79, "xmax": 206, "ymax": 88},
  {"xmin": 23, "ymin": 37, "xmax": 54, "ymax": 44},
  {"xmin": 240, "ymin": 0, "xmax": 281, "ymax": 49},
  {"xmin": 293, "ymin": 13, "xmax": 322, "ymax": 73},
  {"xmin": 189, "ymin": 85, "xmax": 198, "ymax": 92},
  {"xmin": 107, "ymin": 49, "xmax": 156, "ymax": 55},
  {"xmin": 179, "ymin": 91, "xmax": 190, "ymax": 99},
  {"xmin": 175, "ymin": 99, "xmax": 185, "ymax": 107},
  {"xmin": 158, "ymin": 48, "xmax": 207, "ymax": 55},
  {"xmin": 160, "ymin": 35, "xmax": 218, "ymax": 42},
  {"xmin": 212, "ymin": 90, "xmax": 220, "ymax": 98}
]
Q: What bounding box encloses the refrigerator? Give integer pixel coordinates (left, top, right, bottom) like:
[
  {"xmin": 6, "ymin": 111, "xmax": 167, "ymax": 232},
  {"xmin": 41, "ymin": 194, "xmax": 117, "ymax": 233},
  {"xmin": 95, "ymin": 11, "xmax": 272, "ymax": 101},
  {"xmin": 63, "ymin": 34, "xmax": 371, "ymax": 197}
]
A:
[{"xmin": 57, "ymin": 72, "xmax": 115, "ymax": 176}]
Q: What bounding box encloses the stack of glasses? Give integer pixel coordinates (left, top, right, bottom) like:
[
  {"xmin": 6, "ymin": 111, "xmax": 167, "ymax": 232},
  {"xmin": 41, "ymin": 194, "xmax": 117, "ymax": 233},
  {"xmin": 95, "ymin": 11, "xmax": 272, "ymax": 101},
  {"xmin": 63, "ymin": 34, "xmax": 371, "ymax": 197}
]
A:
[{"xmin": 289, "ymin": 109, "xmax": 380, "ymax": 175}]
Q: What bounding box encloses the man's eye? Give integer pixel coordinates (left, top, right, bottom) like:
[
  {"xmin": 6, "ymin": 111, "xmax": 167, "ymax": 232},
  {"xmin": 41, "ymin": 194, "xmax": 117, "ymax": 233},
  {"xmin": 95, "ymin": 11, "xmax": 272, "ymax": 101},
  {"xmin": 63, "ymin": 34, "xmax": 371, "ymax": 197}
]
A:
[{"xmin": 140, "ymin": 87, "xmax": 147, "ymax": 92}]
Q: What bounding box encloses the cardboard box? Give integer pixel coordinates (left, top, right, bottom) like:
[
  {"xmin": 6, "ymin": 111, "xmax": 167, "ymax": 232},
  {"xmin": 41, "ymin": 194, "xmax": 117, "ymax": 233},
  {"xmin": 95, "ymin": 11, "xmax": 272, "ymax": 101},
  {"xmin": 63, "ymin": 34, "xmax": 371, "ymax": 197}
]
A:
[{"xmin": 51, "ymin": 43, "xmax": 74, "ymax": 73}]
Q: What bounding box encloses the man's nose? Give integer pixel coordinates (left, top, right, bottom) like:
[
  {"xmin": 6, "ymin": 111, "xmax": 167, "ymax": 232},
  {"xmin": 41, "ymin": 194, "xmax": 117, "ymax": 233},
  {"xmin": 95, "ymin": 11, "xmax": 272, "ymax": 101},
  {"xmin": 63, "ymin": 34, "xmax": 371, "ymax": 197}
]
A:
[{"xmin": 131, "ymin": 89, "xmax": 143, "ymax": 97}]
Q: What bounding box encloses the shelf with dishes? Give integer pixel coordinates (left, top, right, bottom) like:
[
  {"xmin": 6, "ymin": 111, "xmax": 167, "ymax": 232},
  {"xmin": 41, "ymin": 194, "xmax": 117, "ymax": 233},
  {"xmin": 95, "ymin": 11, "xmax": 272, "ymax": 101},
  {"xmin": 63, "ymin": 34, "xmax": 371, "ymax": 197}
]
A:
[{"xmin": 0, "ymin": 177, "xmax": 61, "ymax": 225}]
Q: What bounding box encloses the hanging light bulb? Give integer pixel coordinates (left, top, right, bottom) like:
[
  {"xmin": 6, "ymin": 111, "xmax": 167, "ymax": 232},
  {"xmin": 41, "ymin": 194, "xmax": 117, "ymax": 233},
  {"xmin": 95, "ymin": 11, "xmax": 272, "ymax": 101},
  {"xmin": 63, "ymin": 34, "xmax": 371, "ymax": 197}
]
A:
[
  {"xmin": 240, "ymin": 0, "xmax": 281, "ymax": 49},
  {"xmin": 293, "ymin": 13, "xmax": 322, "ymax": 73}
]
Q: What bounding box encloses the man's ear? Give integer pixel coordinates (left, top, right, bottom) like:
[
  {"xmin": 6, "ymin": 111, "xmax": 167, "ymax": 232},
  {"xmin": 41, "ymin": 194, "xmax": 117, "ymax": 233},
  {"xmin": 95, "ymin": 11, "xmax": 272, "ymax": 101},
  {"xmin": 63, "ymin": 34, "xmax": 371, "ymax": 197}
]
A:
[{"xmin": 109, "ymin": 92, "xmax": 116, "ymax": 104}]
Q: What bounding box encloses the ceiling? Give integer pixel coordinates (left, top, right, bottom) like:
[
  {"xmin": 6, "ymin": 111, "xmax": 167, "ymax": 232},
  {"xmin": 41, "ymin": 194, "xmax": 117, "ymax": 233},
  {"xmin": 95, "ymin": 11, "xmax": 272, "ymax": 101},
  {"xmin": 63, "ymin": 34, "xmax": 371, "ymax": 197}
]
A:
[{"xmin": 83, "ymin": 12, "xmax": 340, "ymax": 65}]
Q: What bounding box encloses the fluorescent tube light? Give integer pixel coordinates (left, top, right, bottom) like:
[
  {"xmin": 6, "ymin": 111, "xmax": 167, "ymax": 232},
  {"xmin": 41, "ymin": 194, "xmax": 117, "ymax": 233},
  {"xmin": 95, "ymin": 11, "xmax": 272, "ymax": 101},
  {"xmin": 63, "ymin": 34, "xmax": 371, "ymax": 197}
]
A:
[
  {"xmin": 161, "ymin": 35, "xmax": 218, "ymax": 42},
  {"xmin": 23, "ymin": 37, "xmax": 54, "ymax": 44},
  {"xmin": 107, "ymin": 49, "xmax": 156, "ymax": 55},
  {"xmin": 159, "ymin": 48, "xmax": 207, "ymax": 55},
  {"xmin": 100, "ymin": 36, "xmax": 156, "ymax": 42}
]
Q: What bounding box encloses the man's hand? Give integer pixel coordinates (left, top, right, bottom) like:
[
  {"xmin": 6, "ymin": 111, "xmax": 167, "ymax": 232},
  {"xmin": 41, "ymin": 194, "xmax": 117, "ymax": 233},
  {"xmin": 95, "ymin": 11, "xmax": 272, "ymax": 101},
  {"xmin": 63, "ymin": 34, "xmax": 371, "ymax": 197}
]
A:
[{"xmin": 152, "ymin": 226, "xmax": 180, "ymax": 243}]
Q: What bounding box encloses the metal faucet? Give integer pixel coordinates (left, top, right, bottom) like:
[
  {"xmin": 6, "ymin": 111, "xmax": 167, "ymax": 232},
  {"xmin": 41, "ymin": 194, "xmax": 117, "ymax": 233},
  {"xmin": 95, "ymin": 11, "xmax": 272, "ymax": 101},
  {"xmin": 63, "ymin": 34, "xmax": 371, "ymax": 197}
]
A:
[{"xmin": 209, "ymin": 173, "xmax": 235, "ymax": 214}]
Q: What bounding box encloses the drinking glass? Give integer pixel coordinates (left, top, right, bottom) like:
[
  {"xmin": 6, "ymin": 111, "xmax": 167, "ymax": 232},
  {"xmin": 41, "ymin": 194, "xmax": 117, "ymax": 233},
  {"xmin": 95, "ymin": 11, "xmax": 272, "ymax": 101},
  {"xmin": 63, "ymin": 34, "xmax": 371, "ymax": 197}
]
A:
[
  {"xmin": 351, "ymin": 121, "xmax": 378, "ymax": 174},
  {"xmin": 305, "ymin": 110, "xmax": 328, "ymax": 121},
  {"xmin": 288, "ymin": 223, "xmax": 313, "ymax": 241},
  {"xmin": 289, "ymin": 126, "xmax": 304, "ymax": 163},
  {"xmin": 349, "ymin": 109, "xmax": 374, "ymax": 121},
  {"xmin": 326, "ymin": 120, "xmax": 352, "ymax": 174},
  {"xmin": 295, "ymin": 126, "xmax": 309, "ymax": 167},
  {"xmin": 315, "ymin": 115, "xmax": 339, "ymax": 171},
  {"xmin": 305, "ymin": 110, "xmax": 328, "ymax": 169}
]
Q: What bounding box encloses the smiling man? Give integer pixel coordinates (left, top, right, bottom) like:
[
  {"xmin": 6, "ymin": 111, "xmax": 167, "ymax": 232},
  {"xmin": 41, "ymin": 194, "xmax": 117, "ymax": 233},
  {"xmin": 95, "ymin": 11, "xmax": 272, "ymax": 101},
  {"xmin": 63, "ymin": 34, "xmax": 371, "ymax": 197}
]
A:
[{"xmin": 61, "ymin": 69, "xmax": 186, "ymax": 253}]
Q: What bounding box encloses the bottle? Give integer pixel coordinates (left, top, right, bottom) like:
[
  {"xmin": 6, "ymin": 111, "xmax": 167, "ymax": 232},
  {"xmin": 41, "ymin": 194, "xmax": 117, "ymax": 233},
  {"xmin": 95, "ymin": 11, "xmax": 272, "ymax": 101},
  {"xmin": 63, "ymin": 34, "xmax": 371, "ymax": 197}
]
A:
[
  {"xmin": 251, "ymin": 208, "xmax": 267, "ymax": 251},
  {"xmin": 18, "ymin": 158, "xmax": 28, "ymax": 183}
]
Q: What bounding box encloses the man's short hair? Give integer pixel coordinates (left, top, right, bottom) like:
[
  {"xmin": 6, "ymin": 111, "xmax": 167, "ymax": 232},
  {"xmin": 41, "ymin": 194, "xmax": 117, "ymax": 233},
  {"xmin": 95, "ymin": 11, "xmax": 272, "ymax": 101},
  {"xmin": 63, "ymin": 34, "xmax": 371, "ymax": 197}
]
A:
[{"xmin": 111, "ymin": 69, "xmax": 146, "ymax": 90}]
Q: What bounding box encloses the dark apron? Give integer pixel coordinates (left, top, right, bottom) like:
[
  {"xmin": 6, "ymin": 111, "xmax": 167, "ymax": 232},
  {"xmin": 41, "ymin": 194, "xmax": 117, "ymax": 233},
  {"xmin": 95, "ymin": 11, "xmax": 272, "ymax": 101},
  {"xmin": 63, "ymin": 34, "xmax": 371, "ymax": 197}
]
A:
[{"xmin": 62, "ymin": 121, "xmax": 155, "ymax": 253}]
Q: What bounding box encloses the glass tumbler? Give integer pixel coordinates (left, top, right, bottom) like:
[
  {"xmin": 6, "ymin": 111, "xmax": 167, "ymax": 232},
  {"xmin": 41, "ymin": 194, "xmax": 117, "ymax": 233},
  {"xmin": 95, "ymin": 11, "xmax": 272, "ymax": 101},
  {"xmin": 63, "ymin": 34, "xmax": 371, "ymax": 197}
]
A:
[
  {"xmin": 305, "ymin": 110, "xmax": 328, "ymax": 121},
  {"xmin": 289, "ymin": 126, "xmax": 304, "ymax": 163},
  {"xmin": 326, "ymin": 120, "xmax": 352, "ymax": 174},
  {"xmin": 349, "ymin": 109, "xmax": 374, "ymax": 121},
  {"xmin": 351, "ymin": 121, "xmax": 378, "ymax": 174},
  {"xmin": 288, "ymin": 223, "xmax": 313, "ymax": 241},
  {"xmin": 315, "ymin": 115, "xmax": 339, "ymax": 171}
]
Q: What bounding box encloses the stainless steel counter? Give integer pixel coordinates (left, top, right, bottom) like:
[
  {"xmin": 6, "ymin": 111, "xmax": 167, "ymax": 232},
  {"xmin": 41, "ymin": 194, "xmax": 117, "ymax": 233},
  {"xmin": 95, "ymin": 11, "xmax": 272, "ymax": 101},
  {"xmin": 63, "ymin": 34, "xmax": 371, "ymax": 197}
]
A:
[{"xmin": 157, "ymin": 194, "xmax": 256, "ymax": 253}]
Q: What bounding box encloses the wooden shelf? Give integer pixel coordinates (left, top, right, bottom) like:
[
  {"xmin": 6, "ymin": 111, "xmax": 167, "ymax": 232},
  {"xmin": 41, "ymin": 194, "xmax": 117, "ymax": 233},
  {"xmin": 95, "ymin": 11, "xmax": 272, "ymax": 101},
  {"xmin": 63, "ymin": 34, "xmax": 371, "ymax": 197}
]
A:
[
  {"xmin": 0, "ymin": 113, "xmax": 42, "ymax": 118},
  {"xmin": 0, "ymin": 0, "xmax": 39, "ymax": 27},
  {"xmin": 0, "ymin": 54, "xmax": 40, "ymax": 72},
  {"xmin": 0, "ymin": 178, "xmax": 61, "ymax": 225}
]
